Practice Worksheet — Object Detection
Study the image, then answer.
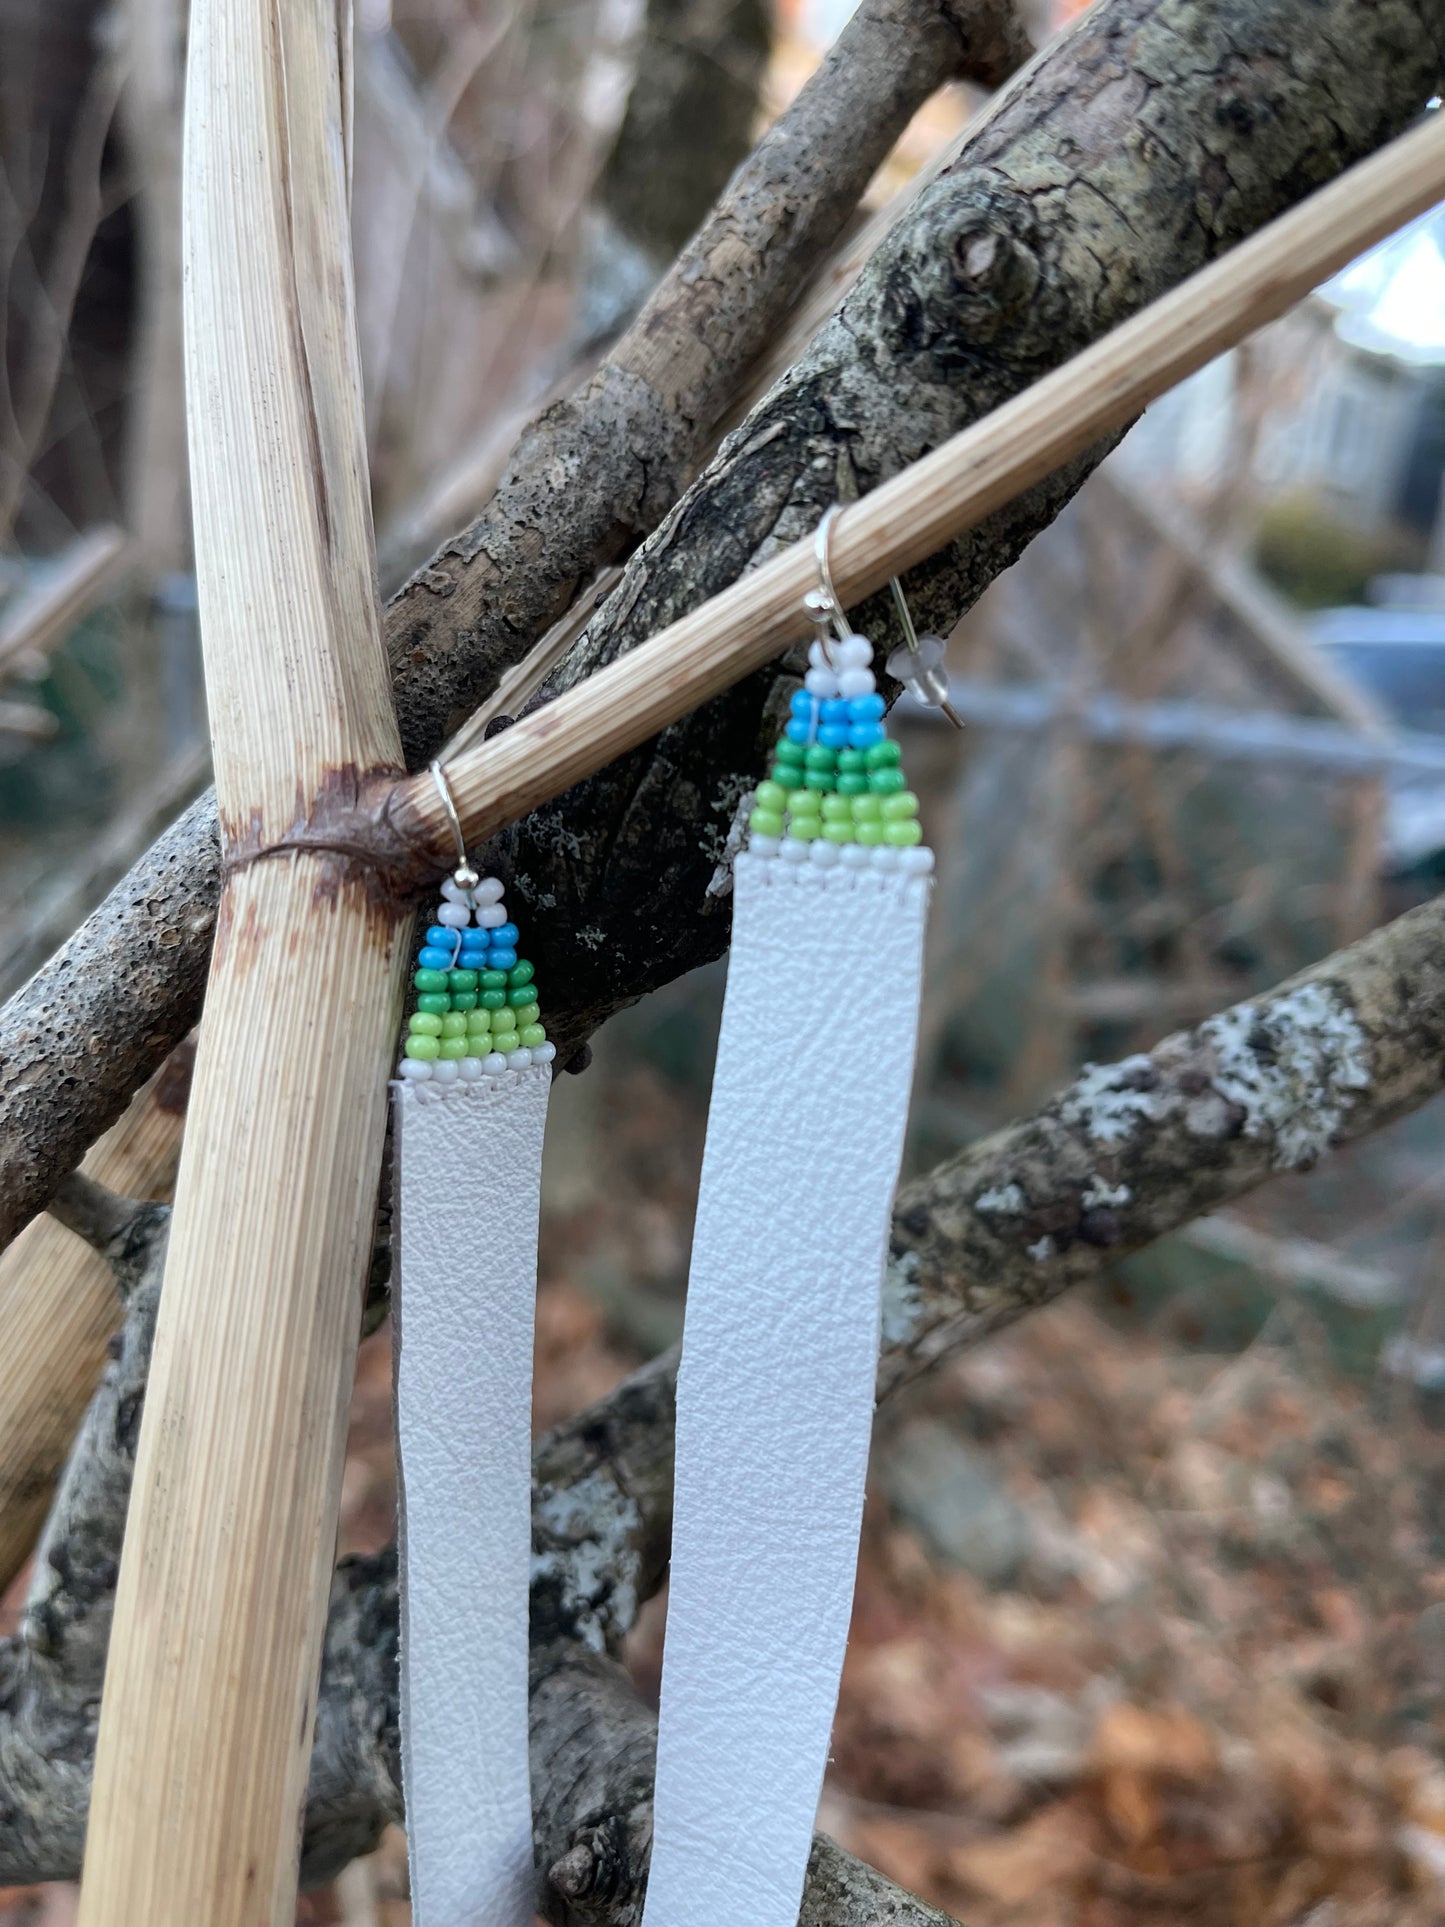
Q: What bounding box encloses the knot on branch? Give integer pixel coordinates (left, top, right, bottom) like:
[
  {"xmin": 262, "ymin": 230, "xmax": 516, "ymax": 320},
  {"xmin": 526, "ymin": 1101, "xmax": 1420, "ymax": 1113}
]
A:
[{"xmin": 548, "ymin": 1813, "xmax": 638, "ymax": 1915}]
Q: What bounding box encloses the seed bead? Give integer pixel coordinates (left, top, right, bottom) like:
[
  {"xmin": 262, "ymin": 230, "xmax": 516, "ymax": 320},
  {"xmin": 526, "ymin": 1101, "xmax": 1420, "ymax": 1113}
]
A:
[
  {"xmin": 450, "ymin": 991, "xmax": 478, "ymax": 1012},
  {"xmin": 481, "ymin": 988, "xmax": 508, "ymax": 1010},
  {"xmin": 440, "ymin": 1013, "xmax": 469, "ymax": 1037},
  {"xmin": 404, "ymin": 1034, "xmax": 440, "ymax": 1061},
  {"xmin": 885, "ymin": 819, "xmax": 924, "ymax": 847},
  {"xmin": 448, "ymin": 968, "xmax": 478, "ymax": 991},
  {"xmin": 856, "ymin": 820, "xmax": 885, "ymax": 846},
  {"xmin": 416, "ymin": 993, "xmax": 449, "ymax": 1016},
  {"xmin": 851, "ymin": 793, "xmax": 882, "ymax": 821},
  {"xmin": 466, "ymin": 1009, "xmax": 492, "ymax": 1034},
  {"xmin": 820, "ymin": 793, "xmax": 851, "ymax": 821},
  {"xmin": 774, "ymin": 736, "xmax": 805, "ymax": 766},
  {"xmin": 750, "ymin": 807, "xmax": 785, "ymax": 839},
  {"xmin": 509, "ymin": 960, "xmax": 535, "ymax": 987},
  {"xmin": 866, "ymin": 740, "xmax": 901, "ymax": 769},
  {"xmin": 414, "ymin": 968, "xmax": 448, "ymax": 993},
  {"xmin": 869, "ymin": 767, "xmax": 907, "ymax": 795},
  {"xmin": 837, "ymin": 772, "xmax": 868, "ymax": 796},
  {"xmin": 822, "ymin": 821, "xmax": 853, "ymax": 845},
  {"xmin": 520, "ymin": 1024, "xmax": 547, "ymax": 1048},
  {"xmin": 409, "ymin": 1012, "xmax": 443, "ymax": 1036},
  {"xmin": 786, "ymin": 816, "xmax": 819, "ymax": 841},
  {"xmin": 770, "ymin": 763, "xmax": 803, "ymax": 790},
  {"xmin": 881, "ymin": 790, "xmax": 920, "ymax": 820},
  {"xmin": 754, "ymin": 780, "xmax": 788, "ymax": 813},
  {"xmin": 803, "ymin": 744, "xmax": 836, "ymax": 772}
]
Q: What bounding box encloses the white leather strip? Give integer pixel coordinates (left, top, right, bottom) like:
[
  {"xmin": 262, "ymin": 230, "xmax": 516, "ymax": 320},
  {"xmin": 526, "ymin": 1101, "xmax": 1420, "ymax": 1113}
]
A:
[
  {"xmin": 643, "ymin": 853, "xmax": 931, "ymax": 1927},
  {"xmin": 393, "ymin": 1067, "xmax": 551, "ymax": 1927}
]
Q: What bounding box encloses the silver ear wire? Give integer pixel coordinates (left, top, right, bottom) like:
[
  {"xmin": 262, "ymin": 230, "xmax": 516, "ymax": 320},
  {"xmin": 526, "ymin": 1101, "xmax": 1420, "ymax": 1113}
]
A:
[{"xmin": 428, "ymin": 759, "xmax": 481, "ymax": 890}]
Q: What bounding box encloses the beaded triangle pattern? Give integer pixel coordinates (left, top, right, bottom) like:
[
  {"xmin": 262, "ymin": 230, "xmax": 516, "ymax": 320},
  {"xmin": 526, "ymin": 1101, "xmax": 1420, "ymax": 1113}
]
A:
[
  {"xmin": 396, "ymin": 874, "xmax": 555, "ymax": 1085},
  {"xmin": 744, "ymin": 635, "xmax": 935, "ymax": 875}
]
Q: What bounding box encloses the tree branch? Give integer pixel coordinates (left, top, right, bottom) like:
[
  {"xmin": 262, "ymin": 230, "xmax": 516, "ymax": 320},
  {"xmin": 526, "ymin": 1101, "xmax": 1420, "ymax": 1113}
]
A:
[
  {"xmin": 0, "ymin": 0, "xmax": 1024, "ymax": 1255},
  {"xmin": 5, "ymin": 892, "xmax": 1445, "ymax": 1915}
]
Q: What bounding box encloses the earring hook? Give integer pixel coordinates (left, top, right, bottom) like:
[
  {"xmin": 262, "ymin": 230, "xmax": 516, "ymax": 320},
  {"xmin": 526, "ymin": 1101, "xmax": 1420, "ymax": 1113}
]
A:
[{"xmin": 429, "ymin": 759, "xmax": 481, "ymax": 890}]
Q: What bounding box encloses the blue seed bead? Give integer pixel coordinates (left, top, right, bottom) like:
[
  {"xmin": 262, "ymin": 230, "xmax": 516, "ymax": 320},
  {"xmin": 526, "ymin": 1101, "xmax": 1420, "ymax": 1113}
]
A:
[
  {"xmin": 489, "ymin": 947, "xmax": 518, "ymax": 971},
  {"xmin": 818, "ymin": 722, "xmax": 850, "ymax": 750},
  {"xmin": 458, "ymin": 932, "xmax": 488, "ymax": 952},
  {"xmin": 785, "ymin": 717, "xmax": 813, "ymax": 745},
  {"xmin": 847, "ymin": 693, "xmax": 885, "ymax": 723},
  {"xmin": 417, "ymin": 945, "xmax": 454, "ymax": 971},
  {"xmin": 492, "ymin": 923, "xmax": 520, "ymax": 948},
  {"xmin": 425, "ymin": 925, "xmax": 456, "ymax": 949},
  {"xmin": 848, "ymin": 722, "xmax": 884, "ymax": 749},
  {"xmin": 790, "ymin": 690, "xmax": 816, "ymax": 719},
  {"xmin": 820, "ymin": 699, "xmax": 850, "ymax": 727}
]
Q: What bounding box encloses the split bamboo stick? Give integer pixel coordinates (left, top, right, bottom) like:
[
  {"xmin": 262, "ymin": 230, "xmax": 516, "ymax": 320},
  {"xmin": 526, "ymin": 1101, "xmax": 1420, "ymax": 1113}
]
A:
[
  {"xmin": 0, "ymin": 1056, "xmax": 188, "ymax": 1593},
  {"xmin": 390, "ymin": 109, "xmax": 1445, "ymax": 862},
  {"xmin": 75, "ymin": 0, "xmax": 407, "ymax": 1923}
]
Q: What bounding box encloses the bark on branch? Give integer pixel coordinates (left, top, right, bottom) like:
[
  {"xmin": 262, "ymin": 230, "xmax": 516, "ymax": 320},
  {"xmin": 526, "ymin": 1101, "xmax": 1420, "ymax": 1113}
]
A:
[
  {"xmin": 0, "ymin": 0, "xmax": 1026, "ymax": 1255},
  {"xmin": 5, "ymin": 893, "xmax": 1444, "ymax": 1916}
]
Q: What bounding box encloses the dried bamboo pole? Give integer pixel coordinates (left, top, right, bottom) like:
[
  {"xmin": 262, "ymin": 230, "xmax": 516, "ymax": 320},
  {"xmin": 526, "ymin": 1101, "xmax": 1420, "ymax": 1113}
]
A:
[
  {"xmin": 389, "ymin": 110, "xmax": 1445, "ymax": 862},
  {"xmin": 0, "ymin": 1055, "xmax": 188, "ymax": 1592},
  {"xmin": 75, "ymin": 0, "xmax": 406, "ymax": 1922}
]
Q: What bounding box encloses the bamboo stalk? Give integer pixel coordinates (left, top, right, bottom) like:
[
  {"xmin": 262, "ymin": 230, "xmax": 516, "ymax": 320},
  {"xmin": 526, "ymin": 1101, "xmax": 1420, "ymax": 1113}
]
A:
[
  {"xmin": 75, "ymin": 0, "xmax": 406, "ymax": 1922},
  {"xmin": 389, "ymin": 110, "xmax": 1445, "ymax": 862},
  {"xmin": 0, "ymin": 1056, "xmax": 188, "ymax": 1594}
]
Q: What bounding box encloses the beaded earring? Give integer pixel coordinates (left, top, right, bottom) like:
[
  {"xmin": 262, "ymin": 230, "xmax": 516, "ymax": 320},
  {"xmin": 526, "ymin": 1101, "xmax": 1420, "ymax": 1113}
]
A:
[
  {"xmin": 391, "ymin": 764, "xmax": 554, "ymax": 1927},
  {"xmin": 641, "ymin": 510, "xmax": 940, "ymax": 1927}
]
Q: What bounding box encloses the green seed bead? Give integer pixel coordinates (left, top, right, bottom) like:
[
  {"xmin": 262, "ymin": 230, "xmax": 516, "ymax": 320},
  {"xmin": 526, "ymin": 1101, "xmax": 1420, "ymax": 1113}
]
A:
[
  {"xmin": 507, "ymin": 984, "xmax": 537, "ymax": 1007},
  {"xmin": 803, "ymin": 769, "xmax": 836, "ymax": 792},
  {"xmin": 513, "ymin": 1002, "xmax": 540, "ymax": 1028},
  {"xmin": 508, "ymin": 960, "xmax": 535, "ymax": 987},
  {"xmin": 493, "ymin": 1026, "xmax": 519, "ymax": 1049},
  {"xmin": 440, "ymin": 1012, "xmax": 469, "ymax": 1037},
  {"xmin": 481, "ymin": 988, "xmax": 508, "ymax": 1010},
  {"xmin": 851, "ymin": 793, "xmax": 882, "ymax": 822},
  {"xmin": 837, "ymin": 771, "xmax": 869, "ymax": 796},
  {"xmin": 856, "ymin": 820, "xmax": 885, "ymax": 846},
  {"xmin": 837, "ymin": 747, "xmax": 866, "ymax": 773},
  {"xmin": 804, "ymin": 744, "xmax": 836, "ymax": 771},
  {"xmin": 823, "ymin": 821, "xmax": 853, "ymax": 845},
  {"xmin": 754, "ymin": 780, "xmax": 788, "ymax": 813},
  {"xmin": 881, "ymin": 790, "xmax": 920, "ymax": 821},
  {"xmin": 866, "ymin": 739, "xmax": 902, "ymax": 769},
  {"xmin": 869, "ymin": 767, "xmax": 907, "ymax": 795},
  {"xmin": 774, "ymin": 736, "xmax": 805, "ymax": 766},
  {"xmin": 448, "ymin": 968, "xmax": 478, "ymax": 991},
  {"xmin": 438, "ymin": 1035, "xmax": 468, "ymax": 1060},
  {"xmin": 414, "ymin": 968, "xmax": 448, "ymax": 993},
  {"xmin": 520, "ymin": 1024, "xmax": 547, "ymax": 1049},
  {"xmin": 416, "ymin": 992, "xmax": 450, "ymax": 1015},
  {"xmin": 770, "ymin": 763, "xmax": 803, "ymax": 791},
  {"xmin": 786, "ymin": 816, "xmax": 819, "ymax": 841},
  {"xmin": 481, "ymin": 969, "xmax": 508, "ymax": 989},
  {"xmin": 404, "ymin": 1034, "xmax": 440, "ymax": 1061},
  {"xmin": 409, "ymin": 1011, "xmax": 443, "ymax": 1036},
  {"xmin": 789, "ymin": 786, "xmax": 821, "ymax": 815},
  {"xmin": 749, "ymin": 807, "xmax": 785, "ymax": 838},
  {"xmin": 821, "ymin": 793, "xmax": 852, "ymax": 821},
  {"xmin": 885, "ymin": 818, "xmax": 924, "ymax": 847},
  {"xmin": 466, "ymin": 1008, "xmax": 492, "ymax": 1034}
]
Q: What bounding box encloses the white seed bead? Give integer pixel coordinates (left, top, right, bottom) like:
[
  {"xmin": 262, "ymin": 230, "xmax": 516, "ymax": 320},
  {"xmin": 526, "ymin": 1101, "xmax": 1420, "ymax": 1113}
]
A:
[
  {"xmin": 436, "ymin": 901, "xmax": 470, "ymax": 928},
  {"xmin": 835, "ymin": 632, "xmax": 873, "ymax": 669},
  {"xmin": 779, "ymin": 837, "xmax": 809, "ymax": 864},
  {"xmin": 749, "ymin": 833, "xmax": 780, "ymax": 858},
  {"xmin": 472, "ymin": 877, "xmax": 506, "ymax": 905},
  {"xmin": 899, "ymin": 845, "xmax": 935, "ymax": 875},
  {"xmin": 476, "ymin": 903, "xmax": 507, "ymax": 928},
  {"xmin": 804, "ymin": 666, "xmax": 839, "ymax": 698},
  {"xmin": 809, "ymin": 838, "xmax": 840, "ymax": 867},
  {"xmin": 399, "ymin": 1058, "xmax": 432, "ymax": 1081},
  {"xmin": 432, "ymin": 1058, "xmax": 460, "ymax": 1083},
  {"xmin": 483, "ymin": 1051, "xmax": 508, "ymax": 1074},
  {"xmin": 533, "ymin": 1041, "xmax": 557, "ymax": 1064},
  {"xmin": 439, "ymin": 878, "xmax": 470, "ymax": 904},
  {"xmin": 510, "ymin": 1047, "xmax": 533, "ymax": 1069},
  {"xmin": 838, "ymin": 667, "xmax": 876, "ymax": 699},
  {"xmin": 807, "ymin": 639, "xmax": 832, "ymax": 671},
  {"xmin": 458, "ymin": 1056, "xmax": 485, "ymax": 1080},
  {"xmin": 870, "ymin": 845, "xmax": 900, "ymax": 870},
  {"xmin": 840, "ymin": 842, "xmax": 871, "ymax": 868}
]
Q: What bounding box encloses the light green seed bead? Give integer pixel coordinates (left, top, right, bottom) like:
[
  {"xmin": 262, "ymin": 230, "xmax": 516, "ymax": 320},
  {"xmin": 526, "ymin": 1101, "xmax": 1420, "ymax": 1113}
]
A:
[
  {"xmin": 438, "ymin": 1035, "xmax": 468, "ymax": 1059},
  {"xmin": 409, "ymin": 1011, "xmax": 443, "ymax": 1036},
  {"xmin": 820, "ymin": 793, "xmax": 852, "ymax": 821},
  {"xmin": 440, "ymin": 1012, "xmax": 469, "ymax": 1037},
  {"xmin": 514, "ymin": 1002, "xmax": 540, "ymax": 1028},
  {"xmin": 466, "ymin": 1008, "xmax": 492, "ymax": 1034},
  {"xmin": 851, "ymin": 793, "xmax": 882, "ymax": 822},
  {"xmin": 856, "ymin": 820, "xmax": 885, "ymax": 846},
  {"xmin": 789, "ymin": 786, "xmax": 821, "ymax": 817},
  {"xmin": 884, "ymin": 818, "xmax": 924, "ymax": 847},
  {"xmin": 786, "ymin": 815, "xmax": 819, "ymax": 841},
  {"xmin": 495, "ymin": 1031, "xmax": 520, "ymax": 1053},
  {"xmin": 880, "ymin": 790, "xmax": 920, "ymax": 821},
  {"xmin": 754, "ymin": 780, "xmax": 788, "ymax": 813},
  {"xmin": 520, "ymin": 1024, "xmax": 547, "ymax": 1048},
  {"xmin": 404, "ymin": 1034, "xmax": 440, "ymax": 1061},
  {"xmin": 822, "ymin": 821, "xmax": 853, "ymax": 845},
  {"xmin": 750, "ymin": 807, "xmax": 785, "ymax": 838}
]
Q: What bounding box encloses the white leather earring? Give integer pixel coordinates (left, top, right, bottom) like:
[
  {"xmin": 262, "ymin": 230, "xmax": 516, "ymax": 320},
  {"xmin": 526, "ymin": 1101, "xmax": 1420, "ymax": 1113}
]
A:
[
  {"xmin": 641, "ymin": 510, "xmax": 940, "ymax": 1927},
  {"xmin": 391, "ymin": 762, "xmax": 556, "ymax": 1927}
]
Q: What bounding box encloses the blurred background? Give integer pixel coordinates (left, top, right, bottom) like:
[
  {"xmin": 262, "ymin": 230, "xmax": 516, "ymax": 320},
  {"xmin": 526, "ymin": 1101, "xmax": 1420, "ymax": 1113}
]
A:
[{"xmin": 3, "ymin": 0, "xmax": 1445, "ymax": 1919}]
